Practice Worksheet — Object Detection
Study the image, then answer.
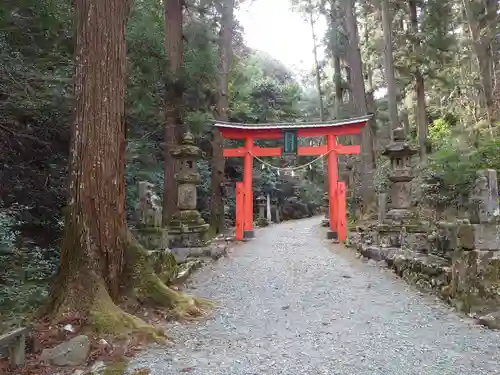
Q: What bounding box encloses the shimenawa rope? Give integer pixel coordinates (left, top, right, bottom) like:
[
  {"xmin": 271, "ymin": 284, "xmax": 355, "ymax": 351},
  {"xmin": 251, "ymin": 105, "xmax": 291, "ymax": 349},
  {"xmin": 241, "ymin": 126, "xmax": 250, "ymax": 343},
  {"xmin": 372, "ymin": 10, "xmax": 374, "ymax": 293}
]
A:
[{"xmin": 248, "ymin": 148, "xmax": 334, "ymax": 172}]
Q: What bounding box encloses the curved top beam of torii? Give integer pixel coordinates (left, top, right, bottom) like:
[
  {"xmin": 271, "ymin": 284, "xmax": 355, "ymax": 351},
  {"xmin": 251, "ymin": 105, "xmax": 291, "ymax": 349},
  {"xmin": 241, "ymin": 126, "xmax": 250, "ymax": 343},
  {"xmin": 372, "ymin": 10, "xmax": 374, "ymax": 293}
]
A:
[
  {"xmin": 213, "ymin": 114, "xmax": 373, "ymax": 130},
  {"xmin": 213, "ymin": 114, "xmax": 373, "ymax": 140}
]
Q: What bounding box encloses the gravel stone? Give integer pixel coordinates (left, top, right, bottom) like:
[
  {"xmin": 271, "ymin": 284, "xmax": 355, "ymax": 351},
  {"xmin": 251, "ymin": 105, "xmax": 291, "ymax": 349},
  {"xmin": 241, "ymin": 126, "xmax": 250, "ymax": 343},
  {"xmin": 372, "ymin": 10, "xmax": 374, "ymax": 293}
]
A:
[{"xmin": 128, "ymin": 217, "xmax": 500, "ymax": 375}]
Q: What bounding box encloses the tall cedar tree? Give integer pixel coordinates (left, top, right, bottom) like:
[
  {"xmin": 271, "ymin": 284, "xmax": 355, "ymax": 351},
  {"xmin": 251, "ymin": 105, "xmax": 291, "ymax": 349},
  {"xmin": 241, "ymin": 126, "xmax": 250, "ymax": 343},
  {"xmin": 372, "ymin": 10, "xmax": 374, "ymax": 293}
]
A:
[
  {"xmin": 47, "ymin": 0, "xmax": 204, "ymax": 329},
  {"xmin": 163, "ymin": 0, "xmax": 185, "ymax": 225},
  {"xmin": 408, "ymin": 0, "xmax": 428, "ymax": 162},
  {"xmin": 210, "ymin": 0, "xmax": 235, "ymax": 234},
  {"xmin": 380, "ymin": 0, "xmax": 398, "ymax": 140},
  {"xmin": 47, "ymin": 0, "xmax": 129, "ymax": 317}
]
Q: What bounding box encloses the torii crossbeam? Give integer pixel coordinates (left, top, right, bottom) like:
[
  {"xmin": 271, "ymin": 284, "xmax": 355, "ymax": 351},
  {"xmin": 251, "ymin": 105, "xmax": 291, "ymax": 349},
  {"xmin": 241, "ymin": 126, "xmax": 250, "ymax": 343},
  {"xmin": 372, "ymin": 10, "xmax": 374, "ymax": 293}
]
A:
[{"xmin": 214, "ymin": 115, "xmax": 372, "ymax": 242}]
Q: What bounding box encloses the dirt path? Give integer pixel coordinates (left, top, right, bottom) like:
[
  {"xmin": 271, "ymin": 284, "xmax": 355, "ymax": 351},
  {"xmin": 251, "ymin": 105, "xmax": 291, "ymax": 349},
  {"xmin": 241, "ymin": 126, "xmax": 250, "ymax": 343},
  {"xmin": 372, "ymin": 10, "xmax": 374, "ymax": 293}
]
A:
[{"xmin": 129, "ymin": 217, "xmax": 500, "ymax": 375}]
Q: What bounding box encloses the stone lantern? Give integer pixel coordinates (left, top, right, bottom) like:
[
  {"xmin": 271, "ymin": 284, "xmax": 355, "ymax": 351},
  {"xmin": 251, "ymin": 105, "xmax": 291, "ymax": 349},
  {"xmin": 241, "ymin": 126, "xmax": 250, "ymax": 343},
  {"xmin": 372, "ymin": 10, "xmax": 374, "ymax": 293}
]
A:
[
  {"xmin": 256, "ymin": 194, "xmax": 268, "ymax": 227},
  {"xmin": 382, "ymin": 127, "xmax": 418, "ymax": 223},
  {"xmin": 377, "ymin": 127, "xmax": 428, "ymax": 252},
  {"xmin": 168, "ymin": 132, "xmax": 209, "ymax": 248}
]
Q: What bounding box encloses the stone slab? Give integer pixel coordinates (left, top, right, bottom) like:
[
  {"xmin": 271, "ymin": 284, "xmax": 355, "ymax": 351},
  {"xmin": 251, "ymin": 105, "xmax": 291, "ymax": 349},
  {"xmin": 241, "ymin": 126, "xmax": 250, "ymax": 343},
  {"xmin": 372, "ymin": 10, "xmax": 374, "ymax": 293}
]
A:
[
  {"xmin": 458, "ymin": 223, "xmax": 500, "ymax": 251},
  {"xmin": 327, "ymin": 231, "xmax": 338, "ymax": 240},
  {"xmin": 244, "ymin": 230, "xmax": 255, "ymax": 240}
]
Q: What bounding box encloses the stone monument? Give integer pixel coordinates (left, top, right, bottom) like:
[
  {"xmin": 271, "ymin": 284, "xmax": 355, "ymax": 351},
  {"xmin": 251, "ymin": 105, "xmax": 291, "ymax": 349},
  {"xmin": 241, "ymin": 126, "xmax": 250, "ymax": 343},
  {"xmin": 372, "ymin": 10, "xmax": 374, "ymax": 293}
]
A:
[
  {"xmin": 458, "ymin": 169, "xmax": 500, "ymax": 251},
  {"xmin": 132, "ymin": 181, "xmax": 176, "ymax": 283},
  {"xmin": 168, "ymin": 132, "xmax": 209, "ymax": 247},
  {"xmin": 271, "ymin": 197, "xmax": 281, "ymax": 223},
  {"xmin": 256, "ymin": 194, "xmax": 269, "ymax": 227},
  {"xmin": 133, "ymin": 181, "xmax": 169, "ymax": 250},
  {"xmin": 377, "ymin": 127, "xmax": 427, "ymax": 252}
]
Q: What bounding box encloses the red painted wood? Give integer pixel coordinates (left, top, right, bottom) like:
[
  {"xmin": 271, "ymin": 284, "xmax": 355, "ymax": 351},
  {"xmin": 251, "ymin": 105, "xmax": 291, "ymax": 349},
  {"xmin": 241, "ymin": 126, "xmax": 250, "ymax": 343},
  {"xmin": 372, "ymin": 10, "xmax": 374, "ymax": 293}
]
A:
[
  {"xmin": 297, "ymin": 145, "xmax": 327, "ymax": 156},
  {"xmin": 218, "ymin": 121, "xmax": 367, "ymax": 139},
  {"xmin": 297, "ymin": 123, "xmax": 365, "ymax": 137},
  {"xmin": 235, "ymin": 182, "xmax": 245, "ymax": 241},
  {"xmin": 223, "ymin": 144, "xmax": 360, "ymax": 158},
  {"xmin": 335, "ymin": 145, "xmax": 360, "ymax": 155},
  {"xmin": 254, "ymin": 147, "xmax": 282, "ymax": 157},
  {"xmin": 337, "ymin": 181, "xmax": 347, "ymax": 241},
  {"xmin": 243, "ymin": 137, "xmax": 254, "ymax": 232},
  {"xmin": 219, "ymin": 128, "xmax": 283, "ymax": 139},
  {"xmin": 327, "ymin": 135, "xmax": 338, "ymax": 233}
]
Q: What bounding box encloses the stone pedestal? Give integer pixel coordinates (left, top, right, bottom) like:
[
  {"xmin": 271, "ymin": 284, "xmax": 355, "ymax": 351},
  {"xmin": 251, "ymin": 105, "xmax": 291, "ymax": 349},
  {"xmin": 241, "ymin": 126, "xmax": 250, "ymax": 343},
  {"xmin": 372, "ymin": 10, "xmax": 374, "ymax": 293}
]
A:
[
  {"xmin": 457, "ymin": 169, "xmax": 500, "ymax": 251},
  {"xmin": 376, "ymin": 128, "xmax": 428, "ymax": 253},
  {"xmin": 168, "ymin": 132, "xmax": 209, "ymax": 247}
]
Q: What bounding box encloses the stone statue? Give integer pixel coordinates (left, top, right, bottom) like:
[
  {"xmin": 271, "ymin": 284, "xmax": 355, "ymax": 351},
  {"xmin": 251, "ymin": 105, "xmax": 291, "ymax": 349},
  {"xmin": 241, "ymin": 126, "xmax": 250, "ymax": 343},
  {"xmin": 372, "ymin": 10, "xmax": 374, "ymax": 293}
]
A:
[
  {"xmin": 137, "ymin": 181, "xmax": 162, "ymax": 227},
  {"xmin": 469, "ymin": 169, "xmax": 499, "ymax": 224}
]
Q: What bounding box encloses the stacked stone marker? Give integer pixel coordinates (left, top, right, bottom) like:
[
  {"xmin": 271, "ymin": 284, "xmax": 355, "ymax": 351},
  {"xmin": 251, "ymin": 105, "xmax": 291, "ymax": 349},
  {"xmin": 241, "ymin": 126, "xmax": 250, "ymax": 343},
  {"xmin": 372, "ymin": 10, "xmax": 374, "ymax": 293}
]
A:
[{"xmin": 458, "ymin": 169, "xmax": 500, "ymax": 251}]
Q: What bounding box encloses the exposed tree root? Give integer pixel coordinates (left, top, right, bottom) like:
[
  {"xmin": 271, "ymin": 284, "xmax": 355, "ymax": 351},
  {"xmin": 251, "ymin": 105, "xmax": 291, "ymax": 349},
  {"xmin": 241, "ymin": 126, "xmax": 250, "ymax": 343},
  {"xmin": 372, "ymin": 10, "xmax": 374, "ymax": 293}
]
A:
[
  {"xmin": 124, "ymin": 231, "xmax": 212, "ymax": 319},
  {"xmin": 45, "ymin": 275, "xmax": 164, "ymax": 341}
]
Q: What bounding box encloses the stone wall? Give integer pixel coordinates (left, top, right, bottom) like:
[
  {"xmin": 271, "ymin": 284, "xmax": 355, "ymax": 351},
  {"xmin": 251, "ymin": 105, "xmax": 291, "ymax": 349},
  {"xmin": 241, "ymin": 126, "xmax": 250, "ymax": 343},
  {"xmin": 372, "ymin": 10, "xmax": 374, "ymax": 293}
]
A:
[{"xmin": 347, "ymin": 169, "xmax": 500, "ymax": 328}]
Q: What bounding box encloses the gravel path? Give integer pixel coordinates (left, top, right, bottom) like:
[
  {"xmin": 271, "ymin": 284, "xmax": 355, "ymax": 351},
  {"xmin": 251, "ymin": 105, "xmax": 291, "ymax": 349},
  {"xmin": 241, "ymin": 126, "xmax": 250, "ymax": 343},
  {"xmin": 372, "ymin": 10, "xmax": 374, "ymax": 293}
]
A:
[{"xmin": 129, "ymin": 217, "xmax": 500, "ymax": 375}]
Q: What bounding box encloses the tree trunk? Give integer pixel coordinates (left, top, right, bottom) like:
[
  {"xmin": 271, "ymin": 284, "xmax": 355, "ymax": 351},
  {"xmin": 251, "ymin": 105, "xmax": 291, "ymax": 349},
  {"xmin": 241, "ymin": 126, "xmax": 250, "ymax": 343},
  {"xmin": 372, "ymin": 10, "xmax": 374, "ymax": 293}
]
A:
[
  {"xmin": 462, "ymin": 0, "xmax": 497, "ymax": 129},
  {"xmin": 328, "ymin": 0, "xmax": 343, "ymax": 118},
  {"xmin": 46, "ymin": 0, "xmax": 205, "ymax": 331},
  {"xmin": 308, "ymin": 0, "xmax": 325, "ymax": 121},
  {"xmin": 380, "ymin": 0, "xmax": 398, "ymax": 140},
  {"xmin": 343, "ymin": 0, "xmax": 376, "ymax": 209},
  {"xmin": 47, "ymin": 0, "xmax": 129, "ymax": 318},
  {"xmin": 163, "ymin": 0, "xmax": 184, "ymax": 225},
  {"xmin": 210, "ymin": 0, "xmax": 235, "ymax": 235},
  {"xmin": 333, "ymin": 56, "xmax": 343, "ymax": 118},
  {"xmin": 409, "ymin": 0, "xmax": 428, "ymax": 163}
]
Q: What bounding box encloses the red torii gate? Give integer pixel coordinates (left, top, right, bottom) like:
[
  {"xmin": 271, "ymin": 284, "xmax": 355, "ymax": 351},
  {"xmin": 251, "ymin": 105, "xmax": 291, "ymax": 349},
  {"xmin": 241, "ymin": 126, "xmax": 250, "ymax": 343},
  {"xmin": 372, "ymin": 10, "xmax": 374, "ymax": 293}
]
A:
[{"xmin": 214, "ymin": 115, "xmax": 371, "ymax": 242}]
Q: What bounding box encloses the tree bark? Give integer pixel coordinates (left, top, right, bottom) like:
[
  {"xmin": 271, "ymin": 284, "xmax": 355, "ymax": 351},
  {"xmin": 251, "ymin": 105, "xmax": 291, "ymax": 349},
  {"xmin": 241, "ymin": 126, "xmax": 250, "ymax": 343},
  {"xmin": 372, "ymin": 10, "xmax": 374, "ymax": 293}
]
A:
[
  {"xmin": 380, "ymin": 0, "xmax": 398, "ymax": 140},
  {"xmin": 328, "ymin": 0, "xmax": 343, "ymax": 118},
  {"xmin": 409, "ymin": 0, "xmax": 428, "ymax": 163},
  {"xmin": 163, "ymin": 0, "xmax": 185, "ymax": 225},
  {"xmin": 210, "ymin": 0, "xmax": 235, "ymax": 235},
  {"xmin": 308, "ymin": 0, "xmax": 325, "ymax": 121},
  {"xmin": 343, "ymin": 0, "xmax": 376, "ymax": 209},
  {"xmin": 46, "ymin": 0, "xmax": 205, "ymax": 331},
  {"xmin": 462, "ymin": 0, "xmax": 497, "ymax": 129},
  {"xmin": 47, "ymin": 0, "xmax": 129, "ymax": 317}
]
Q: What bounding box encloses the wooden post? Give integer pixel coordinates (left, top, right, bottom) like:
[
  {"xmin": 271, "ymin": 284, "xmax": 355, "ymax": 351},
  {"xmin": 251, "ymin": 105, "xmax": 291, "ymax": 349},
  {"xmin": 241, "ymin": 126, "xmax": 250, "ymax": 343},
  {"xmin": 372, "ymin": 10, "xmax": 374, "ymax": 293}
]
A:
[
  {"xmin": 235, "ymin": 182, "xmax": 245, "ymax": 241},
  {"xmin": 337, "ymin": 181, "xmax": 347, "ymax": 241},
  {"xmin": 327, "ymin": 134, "xmax": 338, "ymax": 238},
  {"xmin": 243, "ymin": 137, "xmax": 254, "ymax": 238}
]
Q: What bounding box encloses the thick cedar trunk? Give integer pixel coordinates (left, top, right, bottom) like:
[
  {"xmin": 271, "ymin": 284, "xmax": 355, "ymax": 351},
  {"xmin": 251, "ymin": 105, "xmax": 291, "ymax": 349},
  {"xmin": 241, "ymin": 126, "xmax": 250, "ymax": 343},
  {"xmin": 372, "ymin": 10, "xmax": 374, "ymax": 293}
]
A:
[
  {"xmin": 343, "ymin": 0, "xmax": 376, "ymax": 209},
  {"xmin": 380, "ymin": 0, "xmax": 398, "ymax": 140},
  {"xmin": 210, "ymin": 0, "xmax": 235, "ymax": 234},
  {"xmin": 163, "ymin": 0, "xmax": 184, "ymax": 225},
  {"xmin": 46, "ymin": 0, "xmax": 205, "ymax": 332},
  {"xmin": 333, "ymin": 56, "xmax": 342, "ymax": 118},
  {"xmin": 48, "ymin": 0, "xmax": 128, "ymax": 315},
  {"xmin": 328, "ymin": 0, "xmax": 342, "ymax": 118},
  {"xmin": 462, "ymin": 0, "xmax": 497, "ymax": 129},
  {"xmin": 409, "ymin": 0, "xmax": 428, "ymax": 162}
]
